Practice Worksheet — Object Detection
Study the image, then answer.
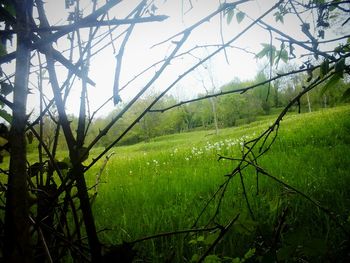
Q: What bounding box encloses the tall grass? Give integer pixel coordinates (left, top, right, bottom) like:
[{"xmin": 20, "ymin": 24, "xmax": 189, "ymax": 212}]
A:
[{"xmin": 72, "ymin": 106, "xmax": 350, "ymax": 261}]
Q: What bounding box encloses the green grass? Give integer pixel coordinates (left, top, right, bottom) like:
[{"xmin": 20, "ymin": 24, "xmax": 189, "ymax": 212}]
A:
[
  {"xmin": 84, "ymin": 105, "xmax": 350, "ymax": 262},
  {"xmin": 1, "ymin": 106, "xmax": 347, "ymax": 261}
]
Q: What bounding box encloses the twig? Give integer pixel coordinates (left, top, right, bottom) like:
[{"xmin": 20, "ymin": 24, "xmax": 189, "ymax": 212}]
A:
[
  {"xmin": 94, "ymin": 152, "xmax": 115, "ymax": 194},
  {"xmin": 112, "ymin": 2, "xmax": 146, "ymax": 105},
  {"xmin": 197, "ymin": 214, "xmax": 240, "ymax": 263},
  {"xmin": 130, "ymin": 225, "xmax": 221, "ymax": 244},
  {"xmin": 29, "ymin": 216, "xmax": 54, "ymax": 263}
]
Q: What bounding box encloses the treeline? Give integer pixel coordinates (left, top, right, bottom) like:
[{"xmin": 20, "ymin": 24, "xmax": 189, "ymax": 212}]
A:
[{"xmin": 35, "ymin": 69, "xmax": 349, "ymax": 151}]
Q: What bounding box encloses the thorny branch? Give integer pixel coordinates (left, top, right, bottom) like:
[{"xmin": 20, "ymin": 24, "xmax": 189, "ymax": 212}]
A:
[{"xmin": 112, "ymin": 1, "xmax": 146, "ymax": 105}]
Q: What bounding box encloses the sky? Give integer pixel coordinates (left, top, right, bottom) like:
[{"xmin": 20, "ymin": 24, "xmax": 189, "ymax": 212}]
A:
[{"xmin": 2, "ymin": 0, "xmax": 347, "ymax": 118}]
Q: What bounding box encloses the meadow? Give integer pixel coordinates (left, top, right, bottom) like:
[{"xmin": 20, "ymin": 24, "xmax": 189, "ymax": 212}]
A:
[{"xmin": 84, "ymin": 105, "xmax": 350, "ymax": 262}]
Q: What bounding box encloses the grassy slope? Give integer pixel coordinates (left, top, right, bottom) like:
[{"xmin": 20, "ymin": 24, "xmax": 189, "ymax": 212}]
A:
[{"xmin": 86, "ymin": 105, "xmax": 350, "ymax": 261}]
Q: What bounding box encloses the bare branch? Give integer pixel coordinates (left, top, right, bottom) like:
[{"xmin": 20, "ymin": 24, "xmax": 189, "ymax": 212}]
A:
[
  {"xmin": 112, "ymin": 2, "xmax": 146, "ymax": 105},
  {"xmin": 1, "ymin": 16, "xmax": 169, "ymax": 36}
]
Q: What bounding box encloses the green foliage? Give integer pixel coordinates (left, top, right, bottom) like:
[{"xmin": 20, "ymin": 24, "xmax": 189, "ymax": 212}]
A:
[
  {"xmin": 232, "ymin": 248, "xmax": 256, "ymax": 263},
  {"xmin": 0, "ymin": 109, "xmax": 12, "ymax": 124},
  {"xmin": 256, "ymin": 43, "xmax": 289, "ymax": 66},
  {"xmin": 84, "ymin": 106, "xmax": 350, "ymax": 262},
  {"xmin": 0, "ymin": 81, "xmax": 13, "ymax": 96},
  {"xmin": 204, "ymin": 254, "xmax": 221, "ymax": 263},
  {"xmin": 273, "ymin": 3, "xmax": 290, "ymax": 24},
  {"xmin": 226, "ymin": 9, "xmax": 234, "ymax": 25},
  {"xmin": 334, "ymin": 58, "xmax": 345, "ymax": 77},
  {"xmin": 236, "ymin": 11, "xmax": 245, "ymax": 24},
  {"xmin": 226, "ymin": 8, "xmax": 245, "ymax": 25},
  {"xmin": 84, "ymin": 70, "xmax": 348, "ymax": 147},
  {"xmin": 256, "ymin": 43, "xmax": 276, "ymax": 63},
  {"xmin": 319, "ymin": 59, "xmax": 329, "ymax": 78}
]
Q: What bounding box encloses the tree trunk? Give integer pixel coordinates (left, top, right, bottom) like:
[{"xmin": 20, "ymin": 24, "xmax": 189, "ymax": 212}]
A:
[
  {"xmin": 4, "ymin": 1, "xmax": 33, "ymax": 261},
  {"xmin": 306, "ymin": 91, "xmax": 312, "ymax": 112},
  {"xmin": 35, "ymin": 0, "xmax": 102, "ymax": 257},
  {"xmin": 274, "ymin": 85, "xmax": 279, "ymax": 107},
  {"xmin": 209, "ymin": 97, "xmax": 219, "ymax": 135}
]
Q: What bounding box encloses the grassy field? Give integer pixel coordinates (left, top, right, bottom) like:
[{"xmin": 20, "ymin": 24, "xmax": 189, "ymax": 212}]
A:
[{"xmin": 83, "ymin": 105, "xmax": 350, "ymax": 262}]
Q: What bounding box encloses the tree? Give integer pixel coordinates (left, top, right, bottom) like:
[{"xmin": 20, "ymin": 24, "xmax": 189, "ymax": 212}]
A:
[
  {"xmin": 0, "ymin": 0, "xmax": 349, "ymax": 261},
  {"xmin": 3, "ymin": 1, "xmax": 33, "ymax": 261}
]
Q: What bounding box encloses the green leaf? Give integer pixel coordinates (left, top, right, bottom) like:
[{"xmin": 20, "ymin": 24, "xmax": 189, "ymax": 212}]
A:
[
  {"xmin": 0, "ymin": 82, "xmax": 13, "ymax": 96},
  {"xmin": 226, "ymin": 9, "xmax": 234, "ymax": 24},
  {"xmin": 0, "ymin": 136, "xmax": 8, "ymax": 147},
  {"xmin": 204, "ymin": 231, "xmax": 220, "ymax": 245},
  {"xmin": 236, "ymin": 11, "xmax": 245, "ymax": 24},
  {"xmin": 243, "ymin": 248, "xmax": 256, "ymax": 259},
  {"xmin": 319, "ymin": 59, "xmax": 329, "ymax": 78},
  {"xmin": 256, "ymin": 44, "xmax": 276, "ymax": 61},
  {"xmin": 321, "ymin": 72, "xmax": 342, "ymax": 95},
  {"xmin": 334, "ymin": 46, "xmax": 342, "ymax": 53},
  {"xmin": 334, "ymin": 58, "xmax": 345, "ymax": 77},
  {"xmin": 188, "ymin": 239, "xmax": 197, "ymax": 245},
  {"xmin": 190, "ymin": 253, "xmax": 199, "ymax": 262},
  {"xmin": 279, "ymin": 49, "xmax": 288, "ymax": 63},
  {"xmin": 204, "ymin": 254, "xmax": 221, "ymax": 263},
  {"xmin": 274, "ymin": 12, "xmax": 284, "ymax": 23},
  {"xmin": 0, "ymin": 109, "xmax": 12, "ymax": 124},
  {"xmin": 197, "ymin": 235, "xmax": 205, "ymax": 242}
]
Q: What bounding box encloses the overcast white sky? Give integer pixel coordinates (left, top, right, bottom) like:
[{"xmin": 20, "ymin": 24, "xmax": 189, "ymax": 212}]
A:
[{"xmin": 3, "ymin": 0, "xmax": 347, "ymax": 118}]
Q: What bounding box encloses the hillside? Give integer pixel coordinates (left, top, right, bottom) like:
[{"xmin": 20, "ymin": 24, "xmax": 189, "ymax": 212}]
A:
[{"xmin": 88, "ymin": 105, "xmax": 350, "ymax": 262}]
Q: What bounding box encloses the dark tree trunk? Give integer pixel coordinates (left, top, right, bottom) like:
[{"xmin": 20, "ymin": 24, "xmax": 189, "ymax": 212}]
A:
[{"xmin": 4, "ymin": 0, "xmax": 33, "ymax": 262}]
